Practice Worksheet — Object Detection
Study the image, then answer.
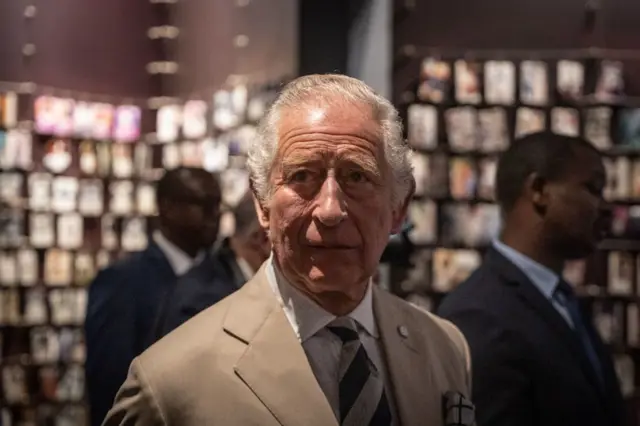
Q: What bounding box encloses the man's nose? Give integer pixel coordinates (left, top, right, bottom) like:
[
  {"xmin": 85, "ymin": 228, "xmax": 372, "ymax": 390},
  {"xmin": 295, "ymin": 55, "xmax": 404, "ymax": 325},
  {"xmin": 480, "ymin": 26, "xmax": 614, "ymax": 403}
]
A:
[{"xmin": 313, "ymin": 175, "xmax": 346, "ymax": 227}]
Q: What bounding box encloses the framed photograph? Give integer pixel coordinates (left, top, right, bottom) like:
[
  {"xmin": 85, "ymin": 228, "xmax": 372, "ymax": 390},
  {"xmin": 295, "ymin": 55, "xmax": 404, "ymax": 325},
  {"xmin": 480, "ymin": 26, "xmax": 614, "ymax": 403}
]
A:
[
  {"xmin": 484, "ymin": 61, "xmax": 515, "ymax": 105},
  {"xmin": 44, "ymin": 249, "xmax": 73, "ymax": 286},
  {"xmin": 78, "ymin": 179, "xmax": 104, "ymax": 217},
  {"xmin": 136, "ymin": 182, "xmax": 157, "ymax": 216},
  {"xmin": 101, "ymin": 214, "xmax": 118, "ymax": 250},
  {"xmin": 408, "ymin": 200, "xmax": 437, "ymax": 245},
  {"xmin": 557, "ymin": 60, "xmax": 584, "ymax": 101},
  {"xmin": 42, "ymin": 138, "xmax": 73, "ymax": 174},
  {"xmin": 407, "ymin": 104, "xmax": 438, "ymax": 150},
  {"xmin": 2, "ymin": 365, "xmax": 29, "ymax": 404},
  {"xmin": 442, "ymin": 203, "xmax": 501, "ymax": 247},
  {"xmin": 162, "ymin": 143, "xmax": 181, "ymax": 170},
  {"xmin": 515, "ymin": 107, "xmax": 546, "ymax": 138},
  {"xmin": 57, "ymin": 213, "xmax": 84, "ymax": 250},
  {"xmin": 410, "ymin": 152, "xmax": 430, "ymax": 197},
  {"xmin": 478, "ymin": 157, "xmax": 498, "ymax": 200},
  {"xmin": 33, "ymin": 95, "xmax": 54, "ymax": 132},
  {"xmin": 608, "ymin": 251, "xmax": 634, "ymax": 295},
  {"xmin": 79, "ymin": 140, "xmax": 98, "ymax": 175},
  {"xmin": 551, "ymin": 108, "xmax": 579, "ymax": 137},
  {"xmin": 418, "ymin": 58, "xmax": 451, "ymax": 103},
  {"xmin": 92, "ymin": 103, "xmax": 115, "ymax": 141},
  {"xmin": 30, "ymin": 213, "xmax": 55, "ymax": 248},
  {"xmin": 478, "ymin": 108, "xmax": 509, "ymax": 152},
  {"xmin": 2, "ymin": 129, "xmax": 32, "ymax": 170},
  {"xmin": 584, "ymin": 108, "xmax": 612, "ymax": 150},
  {"xmin": 24, "ymin": 289, "xmax": 48, "ymax": 327},
  {"xmin": 112, "ymin": 143, "xmax": 134, "ymax": 178},
  {"xmin": 449, "ymin": 157, "xmax": 477, "ymax": 200},
  {"xmin": 427, "ymin": 153, "xmax": 449, "ymax": 198},
  {"xmin": 113, "ymin": 105, "xmax": 141, "ymax": 142},
  {"xmin": 520, "ymin": 61, "xmax": 548, "ymax": 106},
  {"xmin": 445, "ymin": 107, "xmax": 477, "ymax": 152},
  {"xmin": 595, "ymin": 60, "xmax": 625, "ymax": 102},
  {"xmin": 109, "ymin": 180, "xmax": 134, "ymax": 216},
  {"xmin": 51, "ymin": 176, "xmax": 79, "ymax": 213},
  {"xmin": 432, "ymin": 249, "xmax": 481, "ymax": 293},
  {"xmin": 454, "ymin": 60, "xmax": 482, "ymax": 104},
  {"xmin": 156, "ymin": 104, "xmax": 182, "ymax": 143},
  {"xmin": 400, "ymin": 249, "xmax": 432, "ymax": 293},
  {"xmin": 73, "ymin": 101, "xmax": 97, "ymax": 138},
  {"xmin": 121, "ymin": 217, "xmax": 148, "ymax": 252},
  {"xmin": 0, "ymin": 252, "xmax": 17, "ymax": 286},
  {"xmin": 563, "ymin": 260, "xmax": 586, "ymax": 287},
  {"xmin": 1, "ymin": 92, "xmax": 18, "ymax": 128},
  {"xmin": 18, "ymin": 248, "xmax": 38, "ymax": 286},
  {"xmin": 618, "ymin": 108, "xmax": 640, "ymax": 150}
]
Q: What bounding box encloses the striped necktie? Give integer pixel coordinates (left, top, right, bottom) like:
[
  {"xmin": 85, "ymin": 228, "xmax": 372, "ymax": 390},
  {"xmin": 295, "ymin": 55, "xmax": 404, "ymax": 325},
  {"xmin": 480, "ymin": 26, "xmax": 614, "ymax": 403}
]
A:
[{"xmin": 327, "ymin": 320, "xmax": 392, "ymax": 426}]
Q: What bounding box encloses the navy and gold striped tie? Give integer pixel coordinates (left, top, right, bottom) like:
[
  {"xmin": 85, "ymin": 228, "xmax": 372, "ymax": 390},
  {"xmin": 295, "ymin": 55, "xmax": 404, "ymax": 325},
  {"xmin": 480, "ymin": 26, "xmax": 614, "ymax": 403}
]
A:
[{"xmin": 328, "ymin": 321, "xmax": 392, "ymax": 426}]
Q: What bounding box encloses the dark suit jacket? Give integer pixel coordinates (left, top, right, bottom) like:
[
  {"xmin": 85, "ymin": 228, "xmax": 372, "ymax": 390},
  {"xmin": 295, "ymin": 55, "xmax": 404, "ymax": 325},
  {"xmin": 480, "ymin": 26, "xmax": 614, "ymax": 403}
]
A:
[
  {"xmin": 85, "ymin": 242, "xmax": 177, "ymax": 426},
  {"xmin": 149, "ymin": 251, "xmax": 240, "ymax": 340},
  {"xmin": 215, "ymin": 237, "xmax": 251, "ymax": 289},
  {"xmin": 437, "ymin": 248, "xmax": 626, "ymax": 426}
]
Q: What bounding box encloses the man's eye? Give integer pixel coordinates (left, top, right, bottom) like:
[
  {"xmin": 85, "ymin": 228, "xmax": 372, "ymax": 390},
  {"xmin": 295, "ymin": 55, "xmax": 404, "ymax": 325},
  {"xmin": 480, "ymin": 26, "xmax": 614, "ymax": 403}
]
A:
[
  {"xmin": 347, "ymin": 170, "xmax": 366, "ymax": 183},
  {"xmin": 290, "ymin": 170, "xmax": 309, "ymax": 182}
]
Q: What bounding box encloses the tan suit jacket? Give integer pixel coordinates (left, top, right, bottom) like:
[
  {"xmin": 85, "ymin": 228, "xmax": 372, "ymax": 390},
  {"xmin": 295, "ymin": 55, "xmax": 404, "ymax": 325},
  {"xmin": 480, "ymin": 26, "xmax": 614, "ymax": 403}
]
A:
[{"xmin": 103, "ymin": 265, "xmax": 471, "ymax": 426}]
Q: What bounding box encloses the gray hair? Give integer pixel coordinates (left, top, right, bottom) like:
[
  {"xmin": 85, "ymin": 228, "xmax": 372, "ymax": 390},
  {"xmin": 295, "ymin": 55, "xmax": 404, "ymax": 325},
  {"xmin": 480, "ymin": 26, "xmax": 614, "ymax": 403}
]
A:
[{"xmin": 246, "ymin": 74, "xmax": 413, "ymax": 206}]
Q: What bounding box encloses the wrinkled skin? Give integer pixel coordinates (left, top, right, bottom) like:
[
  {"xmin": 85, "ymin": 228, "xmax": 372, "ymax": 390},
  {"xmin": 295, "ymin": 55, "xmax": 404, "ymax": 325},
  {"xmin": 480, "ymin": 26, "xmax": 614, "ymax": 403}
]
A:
[{"xmin": 255, "ymin": 100, "xmax": 411, "ymax": 315}]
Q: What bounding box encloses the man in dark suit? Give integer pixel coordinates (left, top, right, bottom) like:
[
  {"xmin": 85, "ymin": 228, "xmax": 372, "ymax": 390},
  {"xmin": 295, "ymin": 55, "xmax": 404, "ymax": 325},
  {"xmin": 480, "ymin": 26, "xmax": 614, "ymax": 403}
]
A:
[
  {"xmin": 438, "ymin": 132, "xmax": 626, "ymax": 426},
  {"xmin": 84, "ymin": 167, "xmax": 222, "ymax": 426},
  {"xmin": 150, "ymin": 192, "xmax": 270, "ymax": 338},
  {"xmin": 214, "ymin": 191, "xmax": 271, "ymax": 288}
]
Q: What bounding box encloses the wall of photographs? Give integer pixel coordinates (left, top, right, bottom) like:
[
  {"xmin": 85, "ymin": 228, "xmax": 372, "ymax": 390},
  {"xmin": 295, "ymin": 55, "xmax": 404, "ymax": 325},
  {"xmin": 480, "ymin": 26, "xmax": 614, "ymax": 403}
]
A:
[
  {"xmin": 381, "ymin": 53, "xmax": 640, "ymax": 405},
  {"xmin": 0, "ymin": 83, "xmax": 279, "ymax": 425}
]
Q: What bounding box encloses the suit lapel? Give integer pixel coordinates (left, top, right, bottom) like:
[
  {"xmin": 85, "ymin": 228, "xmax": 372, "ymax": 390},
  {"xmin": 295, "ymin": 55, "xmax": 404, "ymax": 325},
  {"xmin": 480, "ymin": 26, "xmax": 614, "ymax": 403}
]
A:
[
  {"xmin": 485, "ymin": 249, "xmax": 606, "ymax": 398},
  {"xmin": 224, "ymin": 266, "xmax": 337, "ymax": 426},
  {"xmin": 374, "ymin": 287, "xmax": 441, "ymax": 426}
]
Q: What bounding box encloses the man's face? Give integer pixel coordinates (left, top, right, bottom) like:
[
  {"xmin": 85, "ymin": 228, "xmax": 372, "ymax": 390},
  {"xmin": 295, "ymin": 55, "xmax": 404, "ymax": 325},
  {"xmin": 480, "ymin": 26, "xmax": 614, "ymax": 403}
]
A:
[
  {"xmin": 542, "ymin": 147, "xmax": 608, "ymax": 259},
  {"xmin": 257, "ymin": 101, "xmax": 409, "ymax": 305},
  {"xmin": 167, "ymin": 173, "xmax": 221, "ymax": 249}
]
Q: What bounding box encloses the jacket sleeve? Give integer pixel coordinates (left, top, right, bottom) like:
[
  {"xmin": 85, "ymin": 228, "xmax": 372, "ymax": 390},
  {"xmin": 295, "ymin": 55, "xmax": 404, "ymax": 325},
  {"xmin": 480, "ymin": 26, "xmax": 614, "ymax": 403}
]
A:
[
  {"xmin": 102, "ymin": 358, "xmax": 166, "ymax": 426},
  {"xmin": 442, "ymin": 309, "xmax": 534, "ymax": 426},
  {"xmin": 85, "ymin": 267, "xmax": 137, "ymax": 426}
]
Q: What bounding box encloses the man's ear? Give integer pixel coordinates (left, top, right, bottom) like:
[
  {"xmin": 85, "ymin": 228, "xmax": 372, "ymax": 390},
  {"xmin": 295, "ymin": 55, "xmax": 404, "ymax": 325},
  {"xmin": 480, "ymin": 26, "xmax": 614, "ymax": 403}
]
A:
[
  {"xmin": 527, "ymin": 173, "xmax": 549, "ymax": 214},
  {"xmin": 252, "ymin": 193, "xmax": 270, "ymax": 230},
  {"xmin": 390, "ymin": 177, "xmax": 415, "ymax": 234}
]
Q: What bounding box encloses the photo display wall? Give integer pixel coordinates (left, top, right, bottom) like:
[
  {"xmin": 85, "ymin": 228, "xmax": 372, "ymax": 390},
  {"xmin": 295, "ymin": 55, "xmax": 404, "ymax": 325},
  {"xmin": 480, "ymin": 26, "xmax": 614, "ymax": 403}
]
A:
[
  {"xmin": 385, "ymin": 55, "xmax": 640, "ymax": 399},
  {"xmin": 0, "ymin": 82, "xmax": 279, "ymax": 426}
]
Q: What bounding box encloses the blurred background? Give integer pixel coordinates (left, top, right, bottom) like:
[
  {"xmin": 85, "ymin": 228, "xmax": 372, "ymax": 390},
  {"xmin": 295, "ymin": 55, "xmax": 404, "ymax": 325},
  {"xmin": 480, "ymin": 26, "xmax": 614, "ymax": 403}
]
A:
[{"xmin": 0, "ymin": 0, "xmax": 640, "ymax": 424}]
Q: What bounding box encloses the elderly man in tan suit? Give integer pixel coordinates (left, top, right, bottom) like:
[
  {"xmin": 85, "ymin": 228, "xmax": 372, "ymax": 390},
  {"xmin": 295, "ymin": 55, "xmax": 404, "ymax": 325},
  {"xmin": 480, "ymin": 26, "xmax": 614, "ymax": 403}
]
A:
[{"xmin": 103, "ymin": 74, "xmax": 474, "ymax": 426}]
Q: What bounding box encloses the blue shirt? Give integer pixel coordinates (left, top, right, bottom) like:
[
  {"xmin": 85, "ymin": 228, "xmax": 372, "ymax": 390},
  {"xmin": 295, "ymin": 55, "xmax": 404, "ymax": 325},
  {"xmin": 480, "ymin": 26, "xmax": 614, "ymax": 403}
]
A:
[{"xmin": 492, "ymin": 240, "xmax": 574, "ymax": 328}]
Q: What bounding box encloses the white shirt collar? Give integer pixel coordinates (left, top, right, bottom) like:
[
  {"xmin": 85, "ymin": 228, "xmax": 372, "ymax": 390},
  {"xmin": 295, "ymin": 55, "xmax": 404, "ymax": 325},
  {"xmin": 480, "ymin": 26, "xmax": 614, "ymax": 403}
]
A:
[
  {"xmin": 152, "ymin": 230, "xmax": 204, "ymax": 276},
  {"xmin": 265, "ymin": 254, "xmax": 378, "ymax": 342}
]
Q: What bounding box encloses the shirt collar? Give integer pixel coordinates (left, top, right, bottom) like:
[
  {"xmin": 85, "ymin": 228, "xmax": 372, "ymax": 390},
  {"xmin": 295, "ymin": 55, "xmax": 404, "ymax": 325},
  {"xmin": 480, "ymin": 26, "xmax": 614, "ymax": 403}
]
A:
[
  {"xmin": 265, "ymin": 254, "xmax": 378, "ymax": 342},
  {"xmin": 152, "ymin": 230, "xmax": 204, "ymax": 276},
  {"xmin": 492, "ymin": 239, "xmax": 559, "ymax": 300}
]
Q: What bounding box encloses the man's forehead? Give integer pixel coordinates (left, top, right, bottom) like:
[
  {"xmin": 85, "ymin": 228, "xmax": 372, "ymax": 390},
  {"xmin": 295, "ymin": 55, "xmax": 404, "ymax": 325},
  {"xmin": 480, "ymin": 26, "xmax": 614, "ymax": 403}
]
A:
[{"xmin": 278, "ymin": 100, "xmax": 380, "ymax": 137}]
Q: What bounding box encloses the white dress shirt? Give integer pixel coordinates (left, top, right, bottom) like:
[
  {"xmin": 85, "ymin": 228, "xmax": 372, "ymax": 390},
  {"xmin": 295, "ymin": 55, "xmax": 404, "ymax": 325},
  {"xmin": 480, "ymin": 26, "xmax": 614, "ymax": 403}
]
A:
[
  {"xmin": 152, "ymin": 231, "xmax": 204, "ymax": 276},
  {"xmin": 265, "ymin": 256, "xmax": 396, "ymax": 422}
]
